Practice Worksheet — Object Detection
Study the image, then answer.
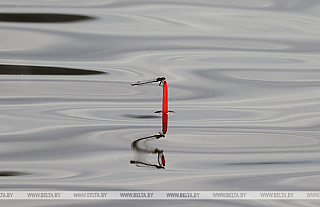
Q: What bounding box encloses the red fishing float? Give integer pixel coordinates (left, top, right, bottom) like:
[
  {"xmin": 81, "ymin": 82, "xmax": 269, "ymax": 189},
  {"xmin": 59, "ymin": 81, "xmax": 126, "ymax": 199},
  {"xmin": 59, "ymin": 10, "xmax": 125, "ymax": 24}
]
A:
[
  {"xmin": 162, "ymin": 80, "xmax": 168, "ymax": 114},
  {"xmin": 130, "ymin": 77, "xmax": 169, "ymax": 169}
]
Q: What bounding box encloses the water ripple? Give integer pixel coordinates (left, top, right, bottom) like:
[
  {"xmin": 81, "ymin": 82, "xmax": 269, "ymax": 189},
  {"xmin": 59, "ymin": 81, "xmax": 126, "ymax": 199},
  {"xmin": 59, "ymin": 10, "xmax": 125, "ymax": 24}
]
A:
[
  {"xmin": 0, "ymin": 64, "xmax": 105, "ymax": 75},
  {"xmin": 0, "ymin": 13, "xmax": 95, "ymax": 23},
  {"xmin": 1, "ymin": 1, "xmax": 320, "ymax": 204}
]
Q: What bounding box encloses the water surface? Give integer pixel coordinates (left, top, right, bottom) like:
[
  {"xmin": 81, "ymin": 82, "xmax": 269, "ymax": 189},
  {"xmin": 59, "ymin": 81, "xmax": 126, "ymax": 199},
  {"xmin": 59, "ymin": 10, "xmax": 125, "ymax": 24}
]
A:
[{"xmin": 1, "ymin": 0, "xmax": 320, "ymax": 206}]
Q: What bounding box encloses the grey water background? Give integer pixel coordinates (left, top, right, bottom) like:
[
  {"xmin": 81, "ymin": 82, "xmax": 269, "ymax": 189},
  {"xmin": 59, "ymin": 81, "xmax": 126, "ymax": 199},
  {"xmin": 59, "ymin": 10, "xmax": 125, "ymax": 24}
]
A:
[{"xmin": 1, "ymin": 0, "xmax": 320, "ymax": 206}]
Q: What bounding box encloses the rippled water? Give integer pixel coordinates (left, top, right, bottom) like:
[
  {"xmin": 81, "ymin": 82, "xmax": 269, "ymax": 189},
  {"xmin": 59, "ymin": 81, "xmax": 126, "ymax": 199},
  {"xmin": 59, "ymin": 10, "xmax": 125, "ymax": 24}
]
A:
[{"xmin": 1, "ymin": 0, "xmax": 320, "ymax": 206}]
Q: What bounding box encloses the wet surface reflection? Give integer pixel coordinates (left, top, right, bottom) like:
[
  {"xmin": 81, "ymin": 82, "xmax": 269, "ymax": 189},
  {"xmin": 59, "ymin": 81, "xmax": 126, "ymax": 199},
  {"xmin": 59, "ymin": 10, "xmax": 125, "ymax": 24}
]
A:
[
  {"xmin": 130, "ymin": 113, "xmax": 168, "ymax": 169},
  {"xmin": 130, "ymin": 133, "xmax": 165, "ymax": 169},
  {"xmin": 0, "ymin": 13, "xmax": 95, "ymax": 23},
  {"xmin": 0, "ymin": 64, "xmax": 105, "ymax": 75}
]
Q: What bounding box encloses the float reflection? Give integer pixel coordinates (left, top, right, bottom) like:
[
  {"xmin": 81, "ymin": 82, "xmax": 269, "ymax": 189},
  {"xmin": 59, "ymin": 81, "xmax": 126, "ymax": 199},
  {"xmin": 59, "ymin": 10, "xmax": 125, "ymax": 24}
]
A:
[{"xmin": 130, "ymin": 113, "xmax": 168, "ymax": 169}]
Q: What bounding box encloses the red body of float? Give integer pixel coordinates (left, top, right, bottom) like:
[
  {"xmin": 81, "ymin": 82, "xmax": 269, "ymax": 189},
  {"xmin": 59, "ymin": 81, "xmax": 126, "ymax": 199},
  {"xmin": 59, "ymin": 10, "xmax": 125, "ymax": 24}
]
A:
[
  {"xmin": 162, "ymin": 80, "xmax": 168, "ymax": 114},
  {"xmin": 162, "ymin": 113, "xmax": 168, "ymax": 134},
  {"xmin": 161, "ymin": 154, "xmax": 166, "ymax": 166}
]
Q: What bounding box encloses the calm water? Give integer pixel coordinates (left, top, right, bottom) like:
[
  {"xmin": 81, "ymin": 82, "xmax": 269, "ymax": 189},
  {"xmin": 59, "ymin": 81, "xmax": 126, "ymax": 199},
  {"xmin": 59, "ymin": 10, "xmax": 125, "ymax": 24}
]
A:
[{"xmin": 1, "ymin": 0, "xmax": 320, "ymax": 206}]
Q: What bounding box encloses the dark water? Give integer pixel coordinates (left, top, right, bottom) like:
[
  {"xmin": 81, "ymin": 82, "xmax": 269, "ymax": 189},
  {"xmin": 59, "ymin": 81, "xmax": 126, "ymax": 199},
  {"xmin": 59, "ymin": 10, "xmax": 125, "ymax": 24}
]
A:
[{"xmin": 1, "ymin": 0, "xmax": 320, "ymax": 206}]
